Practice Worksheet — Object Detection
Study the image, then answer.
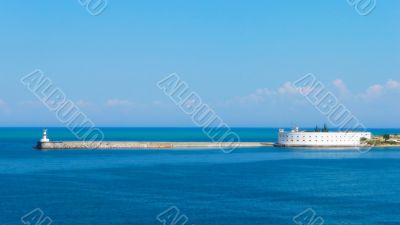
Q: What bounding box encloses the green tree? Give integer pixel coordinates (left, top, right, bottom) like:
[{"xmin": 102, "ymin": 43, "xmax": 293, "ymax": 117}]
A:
[
  {"xmin": 322, "ymin": 124, "xmax": 329, "ymax": 132},
  {"xmin": 360, "ymin": 137, "xmax": 368, "ymax": 142},
  {"xmin": 383, "ymin": 134, "xmax": 390, "ymax": 142}
]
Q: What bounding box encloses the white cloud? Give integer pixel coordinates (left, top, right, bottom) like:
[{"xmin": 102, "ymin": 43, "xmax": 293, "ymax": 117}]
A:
[
  {"xmin": 277, "ymin": 82, "xmax": 298, "ymax": 95},
  {"xmin": 237, "ymin": 88, "xmax": 273, "ymax": 104},
  {"xmin": 359, "ymin": 80, "xmax": 400, "ymax": 100},
  {"xmin": 152, "ymin": 100, "xmax": 162, "ymax": 106},
  {"xmin": 105, "ymin": 99, "xmax": 132, "ymax": 107},
  {"xmin": 237, "ymin": 93, "xmax": 263, "ymax": 104},
  {"xmin": 332, "ymin": 79, "xmax": 349, "ymax": 95},
  {"xmin": 386, "ymin": 80, "xmax": 400, "ymax": 89},
  {"xmin": 75, "ymin": 100, "xmax": 91, "ymax": 108},
  {"xmin": 235, "ymin": 82, "xmax": 303, "ymax": 105},
  {"xmin": 255, "ymin": 88, "xmax": 273, "ymax": 95},
  {"xmin": 367, "ymin": 84, "xmax": 384, "ymax": 95},
  {"xmin": 234, "ymin": 79, "xmax": 400, "ymax": 106}
]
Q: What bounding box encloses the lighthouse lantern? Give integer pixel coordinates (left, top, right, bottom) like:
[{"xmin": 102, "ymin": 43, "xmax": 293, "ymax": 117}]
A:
[{"xmin": 40, "ymin": 129, "xmax": 50, "ymax": 143}]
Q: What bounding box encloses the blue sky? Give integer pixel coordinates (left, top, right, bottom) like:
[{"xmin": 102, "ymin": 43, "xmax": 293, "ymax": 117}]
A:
[{"xmin": 0, "ymin": 0, "xmax": 399, "ymax": 127}]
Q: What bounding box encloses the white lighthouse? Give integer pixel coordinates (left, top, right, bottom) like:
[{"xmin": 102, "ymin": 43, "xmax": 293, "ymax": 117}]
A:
[{"xmin": 40, "ymin": 129, "xmax": 50, "ymax": 143}]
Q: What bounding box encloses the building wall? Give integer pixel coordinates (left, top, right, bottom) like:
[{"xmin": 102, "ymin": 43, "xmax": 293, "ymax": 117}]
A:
[{"xmin": 278, "ymin": 131, "xmax": 371, "ymax": 147}]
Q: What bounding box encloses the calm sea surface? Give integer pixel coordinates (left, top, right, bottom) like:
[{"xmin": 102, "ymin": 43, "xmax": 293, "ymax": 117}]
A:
[{"xmin": 1, "ymin": 127, "xmax": 400, "ymax": 225}]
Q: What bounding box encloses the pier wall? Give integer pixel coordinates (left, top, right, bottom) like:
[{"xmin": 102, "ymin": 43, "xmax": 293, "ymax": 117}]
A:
[{"xmin": 37, "ymin": 141, "xmax": 273, "ymax": 150}]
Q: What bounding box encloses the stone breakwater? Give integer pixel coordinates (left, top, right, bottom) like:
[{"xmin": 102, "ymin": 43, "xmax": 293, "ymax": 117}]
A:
[{"xmin": 37, "ymin": 141, "xmax": 274, "ymax": 150}]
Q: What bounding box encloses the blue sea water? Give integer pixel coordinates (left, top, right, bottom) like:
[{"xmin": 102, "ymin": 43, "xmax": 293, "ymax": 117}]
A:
[{"xmin": 1, "ymin": 127, "xmax": 400, "ymax": 225}]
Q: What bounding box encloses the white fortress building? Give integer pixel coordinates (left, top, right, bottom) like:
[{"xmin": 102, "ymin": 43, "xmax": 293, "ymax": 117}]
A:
[{"xmin": 277, "ymin": 127, "xmax": 371, "ymax": 147}]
